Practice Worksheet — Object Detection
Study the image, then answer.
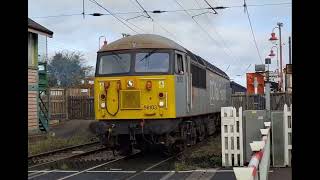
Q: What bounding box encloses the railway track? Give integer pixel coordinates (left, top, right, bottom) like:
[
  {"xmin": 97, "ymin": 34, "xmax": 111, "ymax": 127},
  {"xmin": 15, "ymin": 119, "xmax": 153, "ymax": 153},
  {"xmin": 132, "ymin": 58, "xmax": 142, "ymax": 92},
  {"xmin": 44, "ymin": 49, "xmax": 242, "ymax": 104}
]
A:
[
  {"xmin": 28, "ymin": 134, "xmax": 218, "ymax": 180},
  {"xmin": 28, "ymin": 141, "xmax": 108, "ymax": 169},
  {"xmin": 48, "ymin": 146, "xmax": 190, "ymax": 180}
]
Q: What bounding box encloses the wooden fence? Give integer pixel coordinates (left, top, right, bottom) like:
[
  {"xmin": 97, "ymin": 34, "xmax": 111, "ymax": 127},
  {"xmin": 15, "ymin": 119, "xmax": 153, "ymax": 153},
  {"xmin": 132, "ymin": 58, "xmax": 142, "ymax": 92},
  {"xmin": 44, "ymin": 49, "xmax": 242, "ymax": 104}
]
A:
[
  {"xmin": 68, "ymin": 96, "xmax": 95, "ymax": 120},
  {"xmin": 231, "ymin": 92, "xmax": 292, "ymax": 111},
  {"xmin": 42, "ymin": 88, "xmax": 95, "ymax": 121},
  {"xmin": 41, "ymin": 88, "xmax": 67, "ymax": 120}
]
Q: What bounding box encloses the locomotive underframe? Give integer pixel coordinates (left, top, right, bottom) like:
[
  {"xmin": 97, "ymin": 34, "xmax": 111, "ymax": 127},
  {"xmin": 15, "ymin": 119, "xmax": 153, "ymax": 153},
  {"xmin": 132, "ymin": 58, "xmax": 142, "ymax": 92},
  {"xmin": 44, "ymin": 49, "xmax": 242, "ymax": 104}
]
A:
[{"xmin": 91, "ymin": 112, "xmax": 221, "ymax": 154}]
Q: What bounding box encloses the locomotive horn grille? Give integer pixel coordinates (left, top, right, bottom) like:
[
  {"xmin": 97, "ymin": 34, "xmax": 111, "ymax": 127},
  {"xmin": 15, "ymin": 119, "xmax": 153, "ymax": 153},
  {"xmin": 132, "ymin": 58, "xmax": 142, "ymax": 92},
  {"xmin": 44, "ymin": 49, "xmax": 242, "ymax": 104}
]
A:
[{"xmin": 120, "ymin": 90, "xmax": 141, "ymax": 109}]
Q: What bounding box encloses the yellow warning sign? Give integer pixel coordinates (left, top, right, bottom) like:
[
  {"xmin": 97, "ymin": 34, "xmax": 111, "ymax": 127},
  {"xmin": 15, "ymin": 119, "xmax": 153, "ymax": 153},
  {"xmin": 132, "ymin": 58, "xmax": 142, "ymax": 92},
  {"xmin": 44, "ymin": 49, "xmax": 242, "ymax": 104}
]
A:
[{"xmin": 159, "ymin": 81, "xmax": 164, "ymax": 88}]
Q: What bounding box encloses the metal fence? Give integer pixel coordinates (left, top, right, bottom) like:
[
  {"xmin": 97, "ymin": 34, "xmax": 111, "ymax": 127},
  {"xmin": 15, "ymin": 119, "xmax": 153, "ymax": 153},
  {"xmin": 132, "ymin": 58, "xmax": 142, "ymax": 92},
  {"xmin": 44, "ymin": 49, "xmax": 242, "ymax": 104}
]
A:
[{"xmin": 231, "ymin": 92, "xmax": 292, "ymax": 111}]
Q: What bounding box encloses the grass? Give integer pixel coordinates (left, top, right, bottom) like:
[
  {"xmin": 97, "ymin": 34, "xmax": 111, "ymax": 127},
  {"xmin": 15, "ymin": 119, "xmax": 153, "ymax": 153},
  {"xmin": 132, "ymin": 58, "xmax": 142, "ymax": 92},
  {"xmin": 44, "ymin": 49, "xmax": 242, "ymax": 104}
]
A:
[
  {"xmin": 28, "ymin": 131, "xmax": 95, "ymax": 156},
  {"xmin": 174, "ymin": 134, "xmax": 222, "ymax": 171}
]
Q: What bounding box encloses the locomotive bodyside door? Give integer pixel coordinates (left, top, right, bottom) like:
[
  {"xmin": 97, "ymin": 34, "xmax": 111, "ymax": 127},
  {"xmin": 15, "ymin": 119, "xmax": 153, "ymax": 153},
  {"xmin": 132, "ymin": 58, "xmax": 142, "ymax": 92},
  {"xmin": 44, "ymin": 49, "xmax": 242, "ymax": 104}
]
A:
[{"xmin": 174, "ymin": 51, "xmax": 188, "ymax": 116}]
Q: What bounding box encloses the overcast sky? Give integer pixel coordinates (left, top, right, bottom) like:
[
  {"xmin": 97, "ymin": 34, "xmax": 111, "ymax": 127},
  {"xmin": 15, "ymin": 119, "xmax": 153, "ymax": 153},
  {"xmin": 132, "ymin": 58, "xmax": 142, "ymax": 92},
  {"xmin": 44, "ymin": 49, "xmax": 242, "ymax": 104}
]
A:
[{"xmin": 28, "ymin": 0, "xmax": 291, "ymax": 86}]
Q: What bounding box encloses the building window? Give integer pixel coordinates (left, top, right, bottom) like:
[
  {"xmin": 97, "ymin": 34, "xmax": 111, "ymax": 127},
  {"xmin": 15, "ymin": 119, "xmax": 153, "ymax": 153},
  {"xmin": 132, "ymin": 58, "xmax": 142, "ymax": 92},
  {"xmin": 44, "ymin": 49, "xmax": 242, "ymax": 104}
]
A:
[
  {"xmin": 28, "ymin": 33, "xmax": 37, "ymax": 67},
  {"xmin": 38, "ymin": 35, "xmax": 47, "ymax": 62},
  {"xmin": 191, "ymin": 63, "xmax": 206, "ymax": 88},
  {"xmin": 175, "ymin": 53, "xmax": 184, "ymax": 74}
]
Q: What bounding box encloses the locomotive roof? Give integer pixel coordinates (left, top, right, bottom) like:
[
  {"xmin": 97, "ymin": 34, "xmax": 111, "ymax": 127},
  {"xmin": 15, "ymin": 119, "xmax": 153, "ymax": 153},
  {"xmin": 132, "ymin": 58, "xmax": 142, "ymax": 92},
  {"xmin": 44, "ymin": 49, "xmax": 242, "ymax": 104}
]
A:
[
  {"xmin": 98, "ymin": 34, "xmax": 186, "ymax": 53},
  {"xmin": 185, "ymin": 49, "xmax": 229, "ymax": 79},
  {"xmin": 99, "ymin": 34, "xmax": 229, "ymax": 79}
]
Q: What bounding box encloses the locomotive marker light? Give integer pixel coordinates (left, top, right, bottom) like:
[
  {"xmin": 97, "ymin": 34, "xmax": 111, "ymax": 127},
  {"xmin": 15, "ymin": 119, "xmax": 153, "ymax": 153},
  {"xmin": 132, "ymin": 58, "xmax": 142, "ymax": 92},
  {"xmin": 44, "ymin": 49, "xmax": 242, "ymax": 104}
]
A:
[
  {"xmin": 159, "ymin": 101, "xmax": 165, "ymax": 107},
  {"xmin": 100, "ymin": 94, "xmax": 106, "ymax": 99},
  {"xmin": 146, "ymin": 81, "xmax": 152, "ymax": 90}
]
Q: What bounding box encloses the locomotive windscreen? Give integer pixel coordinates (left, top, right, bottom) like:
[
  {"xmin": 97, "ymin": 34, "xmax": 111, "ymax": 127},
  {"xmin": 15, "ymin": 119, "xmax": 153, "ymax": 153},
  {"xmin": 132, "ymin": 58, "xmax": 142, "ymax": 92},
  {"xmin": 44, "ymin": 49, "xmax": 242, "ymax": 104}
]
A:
[
  {"xmin": 98, "ymin": 53, "xmax": 131, "ymax": 74},
  {"xmin": 135, "ymin": 52, "xmax": 170, "ymax": 73}
]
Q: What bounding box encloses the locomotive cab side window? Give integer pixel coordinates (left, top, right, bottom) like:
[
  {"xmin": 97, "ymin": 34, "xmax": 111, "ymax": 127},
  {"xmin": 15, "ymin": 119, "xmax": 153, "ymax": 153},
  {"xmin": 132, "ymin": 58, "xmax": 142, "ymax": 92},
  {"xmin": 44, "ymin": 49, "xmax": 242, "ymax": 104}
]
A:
[
  {"xmin": 175, "ymin": 53, "xmax": 184, "ymax": 74},
  {"xmin": 191, "ymin": 63, "xmax": 206, "ymax": 89}
]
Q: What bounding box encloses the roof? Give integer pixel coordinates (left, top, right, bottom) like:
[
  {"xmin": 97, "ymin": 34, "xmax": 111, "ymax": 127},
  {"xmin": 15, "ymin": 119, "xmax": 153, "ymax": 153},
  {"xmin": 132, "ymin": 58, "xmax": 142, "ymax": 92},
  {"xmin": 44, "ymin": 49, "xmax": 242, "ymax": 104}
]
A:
[
  {"xmin": 230, "ymin": 81, "xmax": 246, "ymax": 89},
  {"xmin": 99, "ymin": 34, "xmax": 229, "ymax": 79},
  {"xmin": 28, "ymin": 18, "xmax": 53, "ymax": 37},
  {"xmin": 186, "ymin": 49, "xmax": 229, "ymax": 79},
  {"xmin": 99, "ymin": 34, "xmax": 186, "ymax": 53}
]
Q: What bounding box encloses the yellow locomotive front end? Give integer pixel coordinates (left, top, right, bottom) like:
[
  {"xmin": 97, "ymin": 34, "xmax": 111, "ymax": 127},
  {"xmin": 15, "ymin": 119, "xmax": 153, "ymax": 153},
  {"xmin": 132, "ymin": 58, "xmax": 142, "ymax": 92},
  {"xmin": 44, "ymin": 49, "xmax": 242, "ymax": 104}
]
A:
[
  {"xmin": 94, "ymin": 75, "xmax": 176, "ymax": 120},
  {"xmin": 91, "ymin": 34, "xmax": 190, "ymax": 154}
]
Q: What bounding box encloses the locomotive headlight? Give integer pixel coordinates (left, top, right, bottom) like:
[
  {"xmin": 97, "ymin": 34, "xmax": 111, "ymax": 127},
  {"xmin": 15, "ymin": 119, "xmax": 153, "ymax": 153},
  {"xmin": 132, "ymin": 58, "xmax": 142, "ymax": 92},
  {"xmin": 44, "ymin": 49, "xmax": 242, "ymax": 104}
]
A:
[
  {"xmin": 101, "ymin": 102, "xmax": 106, "ymax": 108},
  {"xmin": 159, "ymin": 101, "xmax": 164, "ymax": 107},
  {"xmin": 127, "ymin": 80, "xmax": 134, "ymax": 88}
]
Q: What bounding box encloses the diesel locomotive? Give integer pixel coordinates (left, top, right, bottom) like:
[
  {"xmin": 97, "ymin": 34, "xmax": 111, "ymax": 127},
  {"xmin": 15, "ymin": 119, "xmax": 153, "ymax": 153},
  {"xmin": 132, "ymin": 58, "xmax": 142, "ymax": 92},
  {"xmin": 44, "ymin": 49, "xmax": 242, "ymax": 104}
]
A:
[{"xmin": 90, "ymin": 34, "xmax": 232, "ymax": 154}]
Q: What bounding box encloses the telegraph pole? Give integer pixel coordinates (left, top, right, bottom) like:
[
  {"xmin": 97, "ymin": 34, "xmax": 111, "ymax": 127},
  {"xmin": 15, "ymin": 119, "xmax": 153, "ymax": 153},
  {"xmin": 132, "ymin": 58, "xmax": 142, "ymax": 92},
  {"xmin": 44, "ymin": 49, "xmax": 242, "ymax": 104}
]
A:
[
  {"xmin": 277, "ymin": 22, "xmax": 283, "ymax": 91},
  {"xmin": 82, "ymin": 0, "xmax": 85, "ymax": 19},
  {"xmin": 289, "ymin": 36, "xmax": 292, "ymax": 64},
  {"xmin": 265, "ymin": 58, "xmax": 271, "ymax": 111}
]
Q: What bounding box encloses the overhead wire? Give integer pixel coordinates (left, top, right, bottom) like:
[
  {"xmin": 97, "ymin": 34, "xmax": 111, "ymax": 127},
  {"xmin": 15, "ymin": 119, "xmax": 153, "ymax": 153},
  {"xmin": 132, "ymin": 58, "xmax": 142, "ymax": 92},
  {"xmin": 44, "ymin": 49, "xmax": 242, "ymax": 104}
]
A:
[
  {"xmin": 172, "ymin": 0, "xmax": 242, "ymax": 72},
  {"xmin": 129, "ymin": 0, "xmax": 183, "ymax": 45},
  {"xmin": 88, "ymin": 0, "xmax": 139, "ymax": 33},
  {"xmin": 243, "ymin": 0, "xmax": 263, "ymax": 64},
  {"xmin": 192, "ymin": 0, "xmax": 247, "ymax": 74},
  {"xmin": 31, "ymin": 2, "xmax": 292, "ymax": 19}
]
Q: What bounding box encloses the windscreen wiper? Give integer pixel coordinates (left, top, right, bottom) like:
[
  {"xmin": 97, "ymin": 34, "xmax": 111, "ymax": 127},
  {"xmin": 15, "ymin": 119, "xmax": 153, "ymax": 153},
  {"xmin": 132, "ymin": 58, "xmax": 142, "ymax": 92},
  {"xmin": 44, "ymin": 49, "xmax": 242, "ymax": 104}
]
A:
[
  {"xmin": 138, "ymin": 49, "xmax": 158, "ymax": 62},
  {"xmin": 111, "ymin": 52, "xmax": 126, "ymax": 71}
]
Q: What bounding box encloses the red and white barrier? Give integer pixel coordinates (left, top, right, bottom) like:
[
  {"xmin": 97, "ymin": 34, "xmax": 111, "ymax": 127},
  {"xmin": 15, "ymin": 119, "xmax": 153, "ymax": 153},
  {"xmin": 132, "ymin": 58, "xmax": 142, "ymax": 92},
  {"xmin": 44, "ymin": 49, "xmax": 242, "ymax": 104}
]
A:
[
  {"xmin": 248, "ymin": 151, "xmax": 263, "ymax": 177},
  {"xmin": 233, "ymin": 122, "xmax": 271, "ymax": 180}
]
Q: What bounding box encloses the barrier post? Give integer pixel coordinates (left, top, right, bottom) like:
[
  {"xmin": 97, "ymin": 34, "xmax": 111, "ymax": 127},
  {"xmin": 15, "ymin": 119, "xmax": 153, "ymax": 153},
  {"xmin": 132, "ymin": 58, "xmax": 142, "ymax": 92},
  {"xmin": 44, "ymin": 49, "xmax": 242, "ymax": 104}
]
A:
[{"xmin": 234, "ymin": 122, "xmax": 271, "ymax": 180}]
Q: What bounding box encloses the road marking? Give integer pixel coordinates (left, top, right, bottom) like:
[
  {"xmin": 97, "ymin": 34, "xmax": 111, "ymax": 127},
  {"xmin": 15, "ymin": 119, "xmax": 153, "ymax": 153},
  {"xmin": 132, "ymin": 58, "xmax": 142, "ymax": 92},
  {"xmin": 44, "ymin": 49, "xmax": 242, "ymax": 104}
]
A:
[
  {"xmin": 28, "ymin": 170, "xmax": 137, "ymax": 173},
  {"xmin": 88, "ymin": 171, "xmax": 136, "ymax": 173},
  {"xmin": 56, "ymin": 153, "xmax": 135, "ymax": 180},
  {"xmin": 110, "ymin": 168, "xmax": 122, "ymax": 171},
  {"xmin": 28, "ymin": 169, "xmax": 58, "ymax": 179},
  {"xmin": 144, "ymin": 171, "xmax": 175, "ymax": 173},
  {"xmin": 126, "ymin": 155, "xmax": 177, "ymax": 180},
  {"xmin": 185, "ymin": 170, "xmax": 217, "ymax": 180},
  {"xmin": 160, "ymin": 171, "xmax": 175, "ymax": 180},
  {"xmin": 28, "ymin": 169, "xmax": 50, "ymax": 176}
]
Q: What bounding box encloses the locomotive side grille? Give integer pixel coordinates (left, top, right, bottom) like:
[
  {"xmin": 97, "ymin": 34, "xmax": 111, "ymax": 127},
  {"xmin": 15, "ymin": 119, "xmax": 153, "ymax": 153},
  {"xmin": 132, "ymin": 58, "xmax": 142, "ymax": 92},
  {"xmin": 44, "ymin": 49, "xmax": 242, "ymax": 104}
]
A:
[{"xmin": 120, "ymin": 90, "xmax": 141, "ymax": 109}]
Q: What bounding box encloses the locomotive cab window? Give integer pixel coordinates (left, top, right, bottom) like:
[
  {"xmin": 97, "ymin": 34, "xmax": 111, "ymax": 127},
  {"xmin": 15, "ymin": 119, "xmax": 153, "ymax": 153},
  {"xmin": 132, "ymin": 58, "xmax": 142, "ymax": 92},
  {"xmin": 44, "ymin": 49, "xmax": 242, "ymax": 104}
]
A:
[
  {"xmin": 98, "ymin": 53, "xmax": 131, "ymax": 75},
  {"xmin": 175, "ymin": 53, "xmax": 184, "ymax": 74},
  {"xmin": 135, "ymin": 52, "xmax": 170, "ymax": 73}
]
